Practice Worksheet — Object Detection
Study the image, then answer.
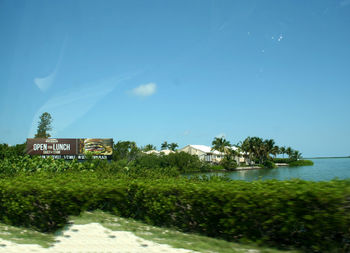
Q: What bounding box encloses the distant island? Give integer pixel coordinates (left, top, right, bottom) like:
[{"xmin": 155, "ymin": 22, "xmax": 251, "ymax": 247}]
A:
[{"xmin": 305, "ymin": 156, "xmax": 350, "ymax": 159}]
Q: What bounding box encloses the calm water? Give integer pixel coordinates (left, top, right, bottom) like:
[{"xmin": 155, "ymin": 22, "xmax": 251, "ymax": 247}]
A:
[{"xmin": 190, "ymin": 158, "xmax": 350, "ymax": 181}]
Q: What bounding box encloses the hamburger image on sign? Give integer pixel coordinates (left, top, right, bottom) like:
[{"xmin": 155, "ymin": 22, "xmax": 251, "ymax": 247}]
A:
[
  {"xmin": 84, "ymin": 139, "xmax": 106, "ymax": 154},
  {"xmin": 82, "ymin": 138, "xmax": 113, "ymax": 155}
]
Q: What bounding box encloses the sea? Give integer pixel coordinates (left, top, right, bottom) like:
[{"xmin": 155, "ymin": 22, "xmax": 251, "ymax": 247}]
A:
[{"xmin": 188, "ymin": 158, "xmax": 350, "ymax": 181}]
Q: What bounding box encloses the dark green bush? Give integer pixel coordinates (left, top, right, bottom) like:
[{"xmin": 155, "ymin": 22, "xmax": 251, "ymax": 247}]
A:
[
  {"xmin": 0, "ymin": 155, "xmax": 183, "ymax": 181},
  {"xmin": 273, "ymin": 158, "xmax": 294, "ymax": 163},
  {"xmin": 210, "ymin": 165, "xmax": 225, "ymax": 171},
  {"xmin": 132, "ymin": 154, "xmax": 163, "ymax": 168},
  {"xmin": 133, "ymin": 152, "xmax": 209, "ymax": 173},
  {"xmin": 273, "ymin": 158, "xmax": 314, "ymax": 167},
  {"xmin": 220, "ymin": 156, "xmax": 238, "ymax": 170},
  {"xmin": 164, "ymin": 152, "xmax": 209, "ymax": 172},
  {"xmin": 0, "ymin": 143, "xmax": 26, "ymax": 159},
  {"xmin": 261, "ymin": 160, "xmax": 277, "ymax": 169},
  {"xmin": 0, "ymin": 173, "xmax": 349, "ymax": 252},
  {"xmin": 289, "ymin": 160, "xmax": 314, "ymax": 167}
]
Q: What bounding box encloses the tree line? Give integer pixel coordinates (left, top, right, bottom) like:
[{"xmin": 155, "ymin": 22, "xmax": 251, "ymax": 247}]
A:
[
  {"xmin": 0, "ymin": 112, "xmax": 306, "ymax": 171},
  {"xmin": 212, "ymin": 136, "xmax": 302, "ymax": 167}
]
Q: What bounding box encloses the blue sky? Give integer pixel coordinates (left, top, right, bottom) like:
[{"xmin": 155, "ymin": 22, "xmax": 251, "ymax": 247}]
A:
[{"xmin": 0, "ymin": 0, "xmax": 349, "ymax": 157}]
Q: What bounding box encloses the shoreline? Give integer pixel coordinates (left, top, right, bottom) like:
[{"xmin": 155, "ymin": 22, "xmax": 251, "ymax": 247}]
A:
[
  {"xmin": 234, "ymin": 166, "xmax": 262, "ymax": 171},
  {"xmin": 188, "ymin": 163, "xmax": 291, "ymax": 174}
]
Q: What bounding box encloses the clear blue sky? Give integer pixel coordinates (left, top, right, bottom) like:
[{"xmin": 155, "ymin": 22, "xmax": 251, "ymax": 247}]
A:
[{"xmin": 1, "ymin": 0, "xmax": 349, "ymax": 157}]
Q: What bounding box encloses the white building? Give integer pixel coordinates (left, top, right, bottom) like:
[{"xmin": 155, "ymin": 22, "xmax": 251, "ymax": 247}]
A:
[
  {"xmin": 159, "ymin": 149, "xmax": 175, "ymax": 155},
  {"xmin": 142, "ymin": 150, "xmax": 160, "ymax": 155},
  {"xmin": 178, "ymin": 145, "xmax": 246, "ymax": 164},
  {"xmin": 178, "ymin": 145, "xmax": 225, "ymax": 163},
  {"xmin": 142, "ymin": 149, "xmax": 175, "ymax": 155}
]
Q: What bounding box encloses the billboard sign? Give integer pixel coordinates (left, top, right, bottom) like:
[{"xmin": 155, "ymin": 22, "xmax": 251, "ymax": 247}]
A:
[{"xmin": 26, "ymin": 138, "xmax": 113, "ymax": 160}]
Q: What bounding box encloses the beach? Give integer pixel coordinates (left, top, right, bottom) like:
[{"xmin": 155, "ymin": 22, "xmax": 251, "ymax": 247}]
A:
[{"xmin": 0, "ymin": 223, "xmax": 197, "ymax": 253}]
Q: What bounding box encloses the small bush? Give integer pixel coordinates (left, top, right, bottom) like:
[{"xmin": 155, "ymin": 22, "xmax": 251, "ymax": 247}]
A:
[
  {"xmin": 220, "ymin": 156, "xmax": 238, "ymax": 171},
  {"xmin": 289, "ymin": 160, "xmax": 314, "ymax": 167},
  {"xmin": 261, "ymin": 160, "xmax": 277, "ymax": 168},
  {"xmin": 0, "ymin": 143, "xmax": 26, "ymax": 159},
  {"xmin": 273, "ymin": 158, "xmax": 293, "ymax": 163},
  {"xmin": 210, "ymin": 165, "xmax": 225, "ymax": 171},
  {"xmin": 133, "ymin": 152, "xmax": 208, "ymax": 173}
]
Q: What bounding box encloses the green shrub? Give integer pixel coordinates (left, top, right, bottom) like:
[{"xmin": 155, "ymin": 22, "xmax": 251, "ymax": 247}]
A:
[
  {"xmin": 273, "ymin": 158, "xmax": 293, "ymax": 163},
  {"xmin": 133, "ymin": 152, "xmax": 208, "ymax": 173},
  {"xmin": 163, "ymin": 152, "xmax": 208, "ymax": 172},
  {"xmin": 289, "ymin": 160, "xmax": 314, "ymax": 167},
  {"xmin": 0, "ymin": 143, "xmax": 26, "ymax": 159},
  {"xmin": 220, "ymin": 156, "xmax": 238, "ymax": 171},
  {"xmin": 261, "ymin": 160, "xmax": 277, "ymax": 169},
  {"xmin": 210, "ymin": 165, "xmax": 225, "ymax": 171},
  {"xmin": 0, "ymin": 155, "xmax": 183, "ymax": 180},
  {"xmin": 0, "ymin": 173, "xmax": 349, "ymax": 252},
  {"xmin": 0, "ymin": 156, "xmax": 100, "ymax": 176}
]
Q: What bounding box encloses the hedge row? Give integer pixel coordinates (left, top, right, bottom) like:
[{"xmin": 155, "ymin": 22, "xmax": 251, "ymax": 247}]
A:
[
  {"xmin": 289, "ymin": 160, "xmax": 314, "ymax": 167},
  {"xmin": 0, "ymin": 156, "xmax": 181, "ymax": 179},
  {"xmin": 273, "ymin": 158, "xmax": 295, "ymax": 163},
  {"xmin": 0, "ymin": 173, "xmax": 349, "ymax": 252}
]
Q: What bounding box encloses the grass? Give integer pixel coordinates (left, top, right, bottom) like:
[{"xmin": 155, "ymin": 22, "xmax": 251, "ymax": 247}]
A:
[
  {"xmin": 0, "ymin": 210, "xmax": 300, "ymax": 253},
  {"xmin": 0, "ymin": 223, "xmax": 54, "ymax": 248}
]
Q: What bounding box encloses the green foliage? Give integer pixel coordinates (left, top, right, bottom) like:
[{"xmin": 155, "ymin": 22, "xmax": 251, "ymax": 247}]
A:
[
  {"xmin": 210, "ymin": 165, "xmax": 225, "ymax": 171},
  {"xmin": 0, "ymin": 173, "xmax": 348, "ymax": 252},
  {"xmin": 34, "ymin": 112, "xmax": 52, "ymax": 138},
  {"xmin": 286, "ymin": 147, "xmax": 294, "ymax": 158},
  {"xmin": 0, "ymin": 156, "xmax": 88, "ymax": 176},
  {"xmin": 272, "ymin": 158, "xmax": 314, "ymax": 167},
  {"xmin": 132, "ymin": 152, "xmax": 209, "ymax": 173},
  {"xmin": 112, "ymin": 141, "xmax": 140, "ymax": 162},
  {"xmin": 239, "ymin": 137, "xmax": 275, "ymax": 165},
  {"xmin": 261, "ymin": 160, "xmax": 277, "ymax": 169},
  {"xmin": 220, "ymin": 156, "xmax": 238, "ymax": 170},
  {"xmin": 0, "ymin": 155, "xmax": 182, "ymax": 179},
  {"xmin": 291, "ymin": 150, "xmax": 302, "ymax": 160},
  {"xmin": 169, "ymin": 142, "xmax": 179, "ymax": 151},
  {"xmin": 280, "ymin": 146, "xmax": 287, "ymax": 158},
  {"xmin": 161, "ymin": 141, "xmax": 169, "ymax": 150},
  {"xmin": 164, "ymin": 152, "xmax": 208, "ymax": 172},
  {"xmin": 142, "ymin": 144, "xmax": 156, "ymax": 151},
  {"xmin": 211, "ymin": 137, "xmax": 231, "ymax": 153},
  {"xmin": 288, "ymin": 160, "xmax": 314, "ymax": 167},
  {"xmin": 132, "ymin": 154, "xmax": 163, "ymax": 168},
  {"xmin": 273, "ymin": 158, "xmax": 294, "ymax": 163},
  {"xmin": 237, "ymin": 137, "xmax": 303, "ymax": 167},
  {"xmin": 0, "ymin": 143, "xmax": 26, "ymax": 159}
]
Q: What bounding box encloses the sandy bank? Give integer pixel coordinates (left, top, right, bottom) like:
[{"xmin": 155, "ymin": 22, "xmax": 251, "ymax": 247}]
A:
[{"xmin": 0, "ymin": 223, "xmax": 197, "ymax": 253}]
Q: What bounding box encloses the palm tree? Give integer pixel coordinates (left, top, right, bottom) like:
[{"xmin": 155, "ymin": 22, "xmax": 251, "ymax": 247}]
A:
[
  {"xmin": 113, "ymin": 141, "xmax": 140, "ymax": 161},
  {"xmin": 271, "ymin": 145, "xmax": 280, "ymax": 158},
  {"xmin": 286, "ymin": 147, "xmax": 294, "ymax": 158},
  {"xmin": 240, "ymin": 137, "xmax": 254, "ymax": 165},
  {"xmin": 243, "ymin": 137, "xmax": 263, "ymax": 164},
  {"xmin": 211, "ymin": 137, "xmax": 231, "ymax": 153},
  {"xmin": 280, "ymin": 146, "xmax": 286, "ymax": 158},
  {"xmin": 263, "ymin": 139, "xmax": 275, "ymax": 160},
  {"xmin": 233, "ymin": 143, "xmax": 244, "ymax": 164},
  {"xmin": 161, "ymin": 141, "xmax": 169, "ymax": 150},
  {"xmin": 143, "ymin": 144, "xmax": 156, "ymax": 151},
  {"xmin": 169, "ymin": 143, "xmax": 178, "ymax": 151},
  {"xmin": 226, "ymin": 147, "xmax": 240, "ymax": 164},
  {"xmin": 292, "ymin": 150, "xmax": 302, "ymax": 160}
]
